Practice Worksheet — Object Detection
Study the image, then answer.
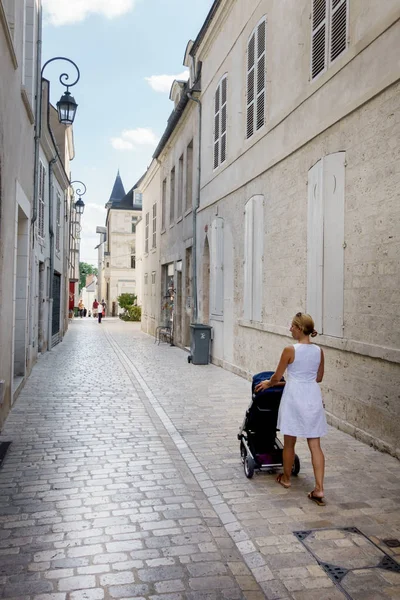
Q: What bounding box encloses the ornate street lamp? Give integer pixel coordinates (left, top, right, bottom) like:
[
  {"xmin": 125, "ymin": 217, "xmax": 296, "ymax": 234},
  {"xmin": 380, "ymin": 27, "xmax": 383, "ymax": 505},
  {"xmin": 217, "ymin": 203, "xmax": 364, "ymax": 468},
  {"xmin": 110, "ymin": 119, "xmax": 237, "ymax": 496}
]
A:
[
  {"xmin": 41, "ymin": 57, "xmax": 80, "ymax": 125},
  {"xmin": 70, "ymin": 181, "xmax": 86, "ymax": 215}
]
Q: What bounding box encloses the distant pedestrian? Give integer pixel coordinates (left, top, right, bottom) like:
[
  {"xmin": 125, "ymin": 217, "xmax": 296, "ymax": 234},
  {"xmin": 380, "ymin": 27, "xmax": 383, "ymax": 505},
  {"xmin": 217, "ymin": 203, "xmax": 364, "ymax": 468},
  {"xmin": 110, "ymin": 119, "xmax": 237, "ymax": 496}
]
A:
[
  {"xmin": 255, "ymin": 312, "xmax": 327, "ymax": 505},
  {"xmin": 92, "ymin": 299, "xmax": 99, "ymax": 318},
  {"xmin": 98, "ymin": 301, "xmax": 103, "ymax": 323},
  {"xmin": 78, "ymin": 299, "xmax": 84, "ymax": 318},
  {"xmin": 101, "ymin": 299, "xmax": 107, "ymax": 319}
]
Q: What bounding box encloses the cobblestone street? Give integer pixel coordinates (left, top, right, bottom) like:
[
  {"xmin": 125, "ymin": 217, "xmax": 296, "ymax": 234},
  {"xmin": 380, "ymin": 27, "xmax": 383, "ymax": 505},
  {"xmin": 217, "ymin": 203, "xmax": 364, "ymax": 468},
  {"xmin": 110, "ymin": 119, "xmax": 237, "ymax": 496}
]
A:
[{"xmin": 0, "ymin": 319, "xmax": 399, "ymax": 600}]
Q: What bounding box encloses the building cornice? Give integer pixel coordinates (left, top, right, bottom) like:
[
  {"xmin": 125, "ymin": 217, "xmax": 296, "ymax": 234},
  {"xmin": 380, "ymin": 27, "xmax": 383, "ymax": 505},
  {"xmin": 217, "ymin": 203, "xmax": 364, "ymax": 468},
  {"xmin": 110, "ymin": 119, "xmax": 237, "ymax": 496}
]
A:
[
  {"xmin": 139, "ymin": 159, "xmax": 160, "ymax": 193},
  {"xmin": 190, "ymin": 0, "xmax": 235, "ymax": 60}
]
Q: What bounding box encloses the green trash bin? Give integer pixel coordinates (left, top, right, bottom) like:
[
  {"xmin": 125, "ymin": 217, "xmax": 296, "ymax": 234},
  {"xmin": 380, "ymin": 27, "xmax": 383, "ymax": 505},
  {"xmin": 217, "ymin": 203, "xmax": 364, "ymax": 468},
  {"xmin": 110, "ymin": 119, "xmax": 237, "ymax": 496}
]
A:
[{"xmin": 188, "ymin": 324, "xmax": 212, "ymax": 365}]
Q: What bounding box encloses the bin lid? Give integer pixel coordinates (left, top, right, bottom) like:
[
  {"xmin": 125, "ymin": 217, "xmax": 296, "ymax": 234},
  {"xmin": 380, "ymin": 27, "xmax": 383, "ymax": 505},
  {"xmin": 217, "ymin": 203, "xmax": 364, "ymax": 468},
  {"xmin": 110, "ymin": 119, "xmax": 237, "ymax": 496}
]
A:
[{"xmin": 190, "ymin": 323, "xmax": 212, "ymax": 330}]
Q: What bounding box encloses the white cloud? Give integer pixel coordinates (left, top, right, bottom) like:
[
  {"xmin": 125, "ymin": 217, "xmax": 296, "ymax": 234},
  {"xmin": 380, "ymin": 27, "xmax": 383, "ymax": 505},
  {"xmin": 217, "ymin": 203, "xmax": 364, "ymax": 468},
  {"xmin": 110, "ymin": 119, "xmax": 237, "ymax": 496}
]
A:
[
  {"xmin": 42, "ymin": 0, "xmax": 136, "ymax": 26},
  {"xmin": 111, "ymin": 138, "xmax": 134, "ymax": 151},
  {"xmin": 145, "ymin": 71, "xmax": 189, "ymax": 93},
  {"xmin": 111, "ymin": 128, "xmax": 159, "ymax": 152}
]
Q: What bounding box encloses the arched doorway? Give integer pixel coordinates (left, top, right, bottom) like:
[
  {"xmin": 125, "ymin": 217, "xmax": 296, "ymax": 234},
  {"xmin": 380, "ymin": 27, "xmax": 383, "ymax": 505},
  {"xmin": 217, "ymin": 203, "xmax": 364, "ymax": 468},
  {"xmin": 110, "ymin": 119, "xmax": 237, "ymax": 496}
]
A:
[{"xmin": 202, "ymin": 237, "xmax": 210, "ymax": 324}]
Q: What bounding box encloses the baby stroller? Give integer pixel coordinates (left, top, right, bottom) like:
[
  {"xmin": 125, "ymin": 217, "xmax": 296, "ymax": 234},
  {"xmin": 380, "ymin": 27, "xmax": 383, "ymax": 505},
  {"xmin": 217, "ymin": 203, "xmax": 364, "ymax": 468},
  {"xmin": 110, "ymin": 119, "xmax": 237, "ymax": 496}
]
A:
[{"xmin": 238, "ymin": 371, "xmax": 300, "ymax": 478}]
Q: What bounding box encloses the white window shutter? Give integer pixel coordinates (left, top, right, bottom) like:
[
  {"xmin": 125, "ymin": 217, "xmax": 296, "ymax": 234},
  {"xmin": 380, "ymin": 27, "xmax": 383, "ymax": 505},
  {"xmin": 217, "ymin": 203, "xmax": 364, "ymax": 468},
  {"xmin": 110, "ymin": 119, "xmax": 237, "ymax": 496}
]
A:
[
  {"xmin": 246, "ymin": 33, "xmax": 256, "ymax": 139},
  {"xmin": 330, "ymin": 0, "xmax": 347, "ymax": 63},
  {"xmin": 322, "ymin": 152, "xmax": 345, "ymax": 337},
  {"xmin": 243, "ymin": 200, "xmax": 254, "ymax": 320},
  {"xmin": 252, "ymin": 196, "xmax": 264, "ymax": 321},
  {"xmin": 213, "ymin": 85, "xmax": 220, "ymax": 170},
  {"xmin": 256, "ymin": 19, "xmax": 266, "ymax": 132},
  {"xmin": 220, "ymin": 76, "xmax": 227, "ymax": 164},
  {"xmin": 247, "ymin": 19, "xmax": 266, "ymax": 139},
  {"xmin": 311, "ymin": 0, "xmax": 328, "ymax": 79},
  {"xmin": 307, "ymin": 160, "xmax": 323, "ymax": 332},
  {"xmin": 211, "ymin": 218, "xmax": 224, "ymax": 316}
]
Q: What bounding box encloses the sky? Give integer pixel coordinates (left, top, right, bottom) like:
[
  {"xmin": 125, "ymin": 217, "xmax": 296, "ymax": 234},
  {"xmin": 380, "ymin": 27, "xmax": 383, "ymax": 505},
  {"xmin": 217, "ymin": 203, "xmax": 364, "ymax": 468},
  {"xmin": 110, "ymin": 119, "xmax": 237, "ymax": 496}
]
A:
[{"xmin": 42, "ymin": 0, "xmax": 214, "ymax": 267}]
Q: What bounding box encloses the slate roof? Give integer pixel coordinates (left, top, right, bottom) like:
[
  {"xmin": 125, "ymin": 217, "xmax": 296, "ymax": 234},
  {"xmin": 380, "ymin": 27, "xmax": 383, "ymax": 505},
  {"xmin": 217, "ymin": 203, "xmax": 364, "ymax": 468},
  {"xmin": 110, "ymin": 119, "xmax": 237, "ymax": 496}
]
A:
[
  {"xmin": 106, "ymin": 174, "xmax": 144, "ymax": 212},
  {"xmin": 106, "ymin": 171, "xmax": 126, "ymax": 208}
]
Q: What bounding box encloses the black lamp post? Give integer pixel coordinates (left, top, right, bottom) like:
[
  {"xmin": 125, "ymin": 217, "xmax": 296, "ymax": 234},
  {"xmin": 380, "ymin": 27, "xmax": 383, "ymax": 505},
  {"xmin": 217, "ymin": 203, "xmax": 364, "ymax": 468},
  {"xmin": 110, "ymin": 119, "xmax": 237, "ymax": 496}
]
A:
[{"xmin": 41, "ymin": 57, "xmax": 80, "ymax": 125}]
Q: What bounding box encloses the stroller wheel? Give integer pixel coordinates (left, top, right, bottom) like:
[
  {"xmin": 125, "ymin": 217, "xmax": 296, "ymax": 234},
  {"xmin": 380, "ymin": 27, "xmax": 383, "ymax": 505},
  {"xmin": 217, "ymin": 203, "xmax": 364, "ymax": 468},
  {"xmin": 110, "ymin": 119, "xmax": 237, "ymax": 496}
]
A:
[
  {"xmin": 244, "ymin": 456, "xmax": 255, "ymax": 479},
  {"xmin": 292, "ymin": 454, "xmax": 300, "ymax": 476},
  {"xmin": 240, "ymin": 442, "xmax": 246, "ymax": 464}
]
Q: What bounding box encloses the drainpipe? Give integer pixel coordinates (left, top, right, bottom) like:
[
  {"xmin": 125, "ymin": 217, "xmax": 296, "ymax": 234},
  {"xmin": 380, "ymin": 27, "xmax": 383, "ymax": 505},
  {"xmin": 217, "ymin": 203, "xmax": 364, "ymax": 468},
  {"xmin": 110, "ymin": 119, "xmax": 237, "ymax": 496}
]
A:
[
  {"xmin": 187, "ymin": 92, "xmax": 202, "ymax": 324},
  {"xmin": 47, "ymin": 157, "xmax": 57, "ymax": 351},
  {"xmin": 31, "ymin": 2, "xmax": 43, "ymax": 230}
]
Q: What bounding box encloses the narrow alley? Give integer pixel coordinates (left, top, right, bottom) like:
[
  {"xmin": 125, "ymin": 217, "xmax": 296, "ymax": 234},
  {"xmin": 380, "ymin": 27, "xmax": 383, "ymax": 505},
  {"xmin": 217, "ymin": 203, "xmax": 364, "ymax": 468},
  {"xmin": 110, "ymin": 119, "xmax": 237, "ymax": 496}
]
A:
[{"xmin": 0, "ymin": 320, "xmax": 399, "ymax": 600}]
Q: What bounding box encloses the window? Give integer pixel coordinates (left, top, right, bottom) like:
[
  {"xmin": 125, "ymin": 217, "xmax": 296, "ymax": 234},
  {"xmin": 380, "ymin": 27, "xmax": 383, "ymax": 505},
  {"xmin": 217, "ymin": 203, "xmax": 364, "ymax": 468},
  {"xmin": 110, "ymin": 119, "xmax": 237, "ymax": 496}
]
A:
[
  {"xmin": 131, "ymin": 244, "xmax": 136, "ymax": 269},
  {"xmin": 186, "ymin": 140, "xmax": 193, "ymax": 212},
  {"xmin": 161, "ymin": 178, "xmax": 167, "ymax": 230},
  {"xmin": 170, "ymin": 167, "xmax": 175, "ymax": 224},
  {"xmin": 311, "ymin": 0, "xmax": 348, "ymax": 80},
  {"xmin": 38, "ymin": 161, "xmax": 46, "ymax": 239},
  {"xmin": 213, "ymin": 75, "xmax": 227, "ymax": 169},
  {"xmin": 177, "ymin": 154, "xmax": 184, "ymax": 217},
  {"xmin": 134, "ymin": 191, "xmax": 143, "ymax": 206},
  {"xmin": 307, "ymin": 152, "xmax": 345, "ymax": 336},
  {"xmin": 152, "ymin": 203, "xmax": 157, "ymax": 248},
  {"xmin": 210, "ymin": 217, "xmax": 224, "ymax": 317},
  {"xmin": 131, "ymin": 216, "xmax": 138, "ymax": 233},
  {"xmin": 145, "ymin": 212, "xmax": 149, "ymax": 253},
  {"xmin": 151, "ymin": 272, "xmax": 156, "ymax": 285},
  {"xmin": 243, "ymin": 195, "xmax": 264, "ymax": 321},
  {"xmin": 56, "ymin": 190, "xmax": 61, "ymax": 252},
  {"xmin": 144, "ymin": 273, "xmax": 148, "ymax": 285},
  {"xmin": 246, "ymin": 18, "xmax": 266, "ymax": 139}
]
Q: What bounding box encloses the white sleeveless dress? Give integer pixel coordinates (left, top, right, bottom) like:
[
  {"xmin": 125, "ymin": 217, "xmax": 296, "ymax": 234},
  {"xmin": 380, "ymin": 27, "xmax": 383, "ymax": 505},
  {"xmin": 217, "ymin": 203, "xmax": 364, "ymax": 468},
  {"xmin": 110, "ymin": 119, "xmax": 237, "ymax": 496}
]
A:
[{"xmin": 277, "ymin": 343, "xmax": 327, "ymax": 438}]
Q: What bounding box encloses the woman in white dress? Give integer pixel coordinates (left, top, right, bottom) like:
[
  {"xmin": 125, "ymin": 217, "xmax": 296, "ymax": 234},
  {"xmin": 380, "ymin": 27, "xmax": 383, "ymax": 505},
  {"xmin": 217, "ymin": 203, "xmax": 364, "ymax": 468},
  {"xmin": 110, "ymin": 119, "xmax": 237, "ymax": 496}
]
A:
[{"xmin": 255, "ymin": 313, "xmax": 327, "ymax": 505}]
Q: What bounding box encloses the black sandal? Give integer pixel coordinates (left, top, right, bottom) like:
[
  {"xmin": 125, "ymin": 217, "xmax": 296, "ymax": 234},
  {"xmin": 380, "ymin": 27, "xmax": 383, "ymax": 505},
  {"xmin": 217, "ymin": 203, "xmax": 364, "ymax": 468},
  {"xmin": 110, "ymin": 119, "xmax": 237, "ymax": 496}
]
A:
[{"xmin": 308, "ymin": 491, "xmax": 326, "ymax": 506}]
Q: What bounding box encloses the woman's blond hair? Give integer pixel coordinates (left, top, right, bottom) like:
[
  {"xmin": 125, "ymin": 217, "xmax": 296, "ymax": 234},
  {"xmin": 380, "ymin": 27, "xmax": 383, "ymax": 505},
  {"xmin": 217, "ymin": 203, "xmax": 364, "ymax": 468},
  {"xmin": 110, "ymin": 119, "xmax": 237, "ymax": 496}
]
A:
[{"xmin": 292, "ymin": 312, "xmax": 318, "ymax": 337}]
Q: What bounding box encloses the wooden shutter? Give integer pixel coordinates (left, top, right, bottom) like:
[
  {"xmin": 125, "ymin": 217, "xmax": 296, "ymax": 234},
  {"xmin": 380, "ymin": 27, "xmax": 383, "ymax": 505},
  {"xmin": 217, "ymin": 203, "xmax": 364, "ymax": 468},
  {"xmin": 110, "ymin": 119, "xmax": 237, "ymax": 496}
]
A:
[
  {"xmin": 307, "ymin": 160, "xmax": 323, "ymax": 332},
  {"xmin": 214, "ymin": 84, "xmax": 220, "ymax": 169},
  {"xmin": 145, "ymin": 212, "xmax": 149, "ymax": 253},
  {"xmin": 220, "ymin": 76, "xmax": 227, "ymax": 163},
  {"xmin": 330, "ymin": 0, "xmax": 347, "ymax": 62},
  {"xmin": 152, "ymin": 203, "xmax": 157, "ymax": 248},
  {"xmin": 243, "ymin": 200, "xmax": 254, "ymax": 320},
  {"xmin": 256, "ymin": 19, "xmax": 266, "ymax": 132},
  {"xmin": 247, "ymin": 19, "xmax": 266, "ymax": 139},
  {"xmin": 214, "ymin": 76, "xmax": 227, "ymax": 169},
  {"xmin": 162, "ymin": 178, "xmax": 166, "ymax": 230},
  {"xmin": 38, "ymin": 162, "xmax": 45, "ymax": 238},
  {"xmin": 246, "ymin": 32, "xmax": 256, "ymax": 139},
  {"xmin": 170, "ymin": 167, "xmax": 175, "ymax": 224},
  {"xmin": 322, "ymin": 152, "xmax": 345, "ymax": 337},
  {"xmin": 252, "ymin": 196, "xmax": 264, "ymax": 321},
  {"xmin": 211, "ymin": 218, "xmax": 224, "ymax": 316},
  {"xmin": 311, "ymin": 0, "xmax": 327, "ymax": 79}
]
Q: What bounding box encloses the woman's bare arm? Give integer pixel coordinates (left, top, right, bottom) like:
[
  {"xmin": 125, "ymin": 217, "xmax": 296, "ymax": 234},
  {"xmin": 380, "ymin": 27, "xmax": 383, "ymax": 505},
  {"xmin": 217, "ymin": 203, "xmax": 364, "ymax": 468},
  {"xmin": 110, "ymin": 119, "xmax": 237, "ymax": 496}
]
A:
[
  {"xmin": 316, "ymin": 348, "xmax": 324, "ymax": 383},
  {"xmin": 255, "ymin": 347, "xmax": 294, "ymax": 392}
]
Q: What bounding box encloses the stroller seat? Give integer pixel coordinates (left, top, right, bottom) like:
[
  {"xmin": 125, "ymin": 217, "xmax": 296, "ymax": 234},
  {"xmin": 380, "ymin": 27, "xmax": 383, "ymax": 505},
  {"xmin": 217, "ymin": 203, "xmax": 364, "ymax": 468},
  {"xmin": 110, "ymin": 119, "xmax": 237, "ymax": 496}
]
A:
[{"xmin": 238, "ymin": 371, "xmax": 300, "ymax": 478}]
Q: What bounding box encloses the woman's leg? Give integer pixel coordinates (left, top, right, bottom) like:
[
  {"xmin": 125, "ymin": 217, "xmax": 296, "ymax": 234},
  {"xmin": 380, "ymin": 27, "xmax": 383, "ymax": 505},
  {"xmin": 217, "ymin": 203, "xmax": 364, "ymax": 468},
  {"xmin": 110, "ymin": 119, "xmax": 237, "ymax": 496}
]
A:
[
  {"xmin": 307, "ymin": 437, "xmax": 325, "ymax": 497},
  {"xmin": 279, "ymin": 435, "xmax": 297, "ymax": 486}
]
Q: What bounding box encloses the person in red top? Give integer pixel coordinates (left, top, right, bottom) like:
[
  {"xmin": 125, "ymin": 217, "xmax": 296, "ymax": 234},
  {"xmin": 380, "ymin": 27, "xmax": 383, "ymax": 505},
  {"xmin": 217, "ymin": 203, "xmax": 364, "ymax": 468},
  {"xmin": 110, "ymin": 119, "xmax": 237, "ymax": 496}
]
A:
[{"xmin": 92, "ymin": 299, "xmax": 99, "ymax": 318}]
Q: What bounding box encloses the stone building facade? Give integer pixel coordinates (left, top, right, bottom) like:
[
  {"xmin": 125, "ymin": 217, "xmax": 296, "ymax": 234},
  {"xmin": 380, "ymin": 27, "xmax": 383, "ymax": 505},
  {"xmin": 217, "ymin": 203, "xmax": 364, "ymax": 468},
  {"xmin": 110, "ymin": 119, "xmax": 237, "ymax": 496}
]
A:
[
  {"xmin": 102, "ymin": 172, "xmax": 142, "ymax": 315},
  {"xmin": 139, "ymin": 0, "xmax": 400, "ymax": 457},
  {"xmin": 0, "ymin": 0, "xmax": 41, "ymax": 425}
]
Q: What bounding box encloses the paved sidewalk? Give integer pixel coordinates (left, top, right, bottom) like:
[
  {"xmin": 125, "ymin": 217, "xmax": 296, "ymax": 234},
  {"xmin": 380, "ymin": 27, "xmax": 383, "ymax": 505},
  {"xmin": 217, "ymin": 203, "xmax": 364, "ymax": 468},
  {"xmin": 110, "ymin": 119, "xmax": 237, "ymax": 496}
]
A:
[{"xmin": 0, "ymin": 319, "xmax": 399, "ymax": 600}]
